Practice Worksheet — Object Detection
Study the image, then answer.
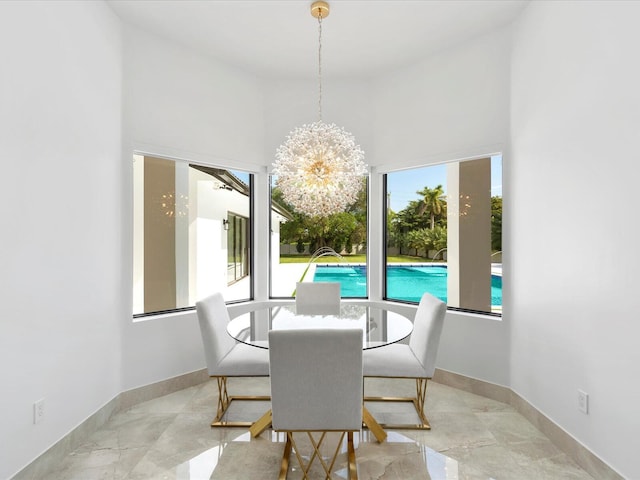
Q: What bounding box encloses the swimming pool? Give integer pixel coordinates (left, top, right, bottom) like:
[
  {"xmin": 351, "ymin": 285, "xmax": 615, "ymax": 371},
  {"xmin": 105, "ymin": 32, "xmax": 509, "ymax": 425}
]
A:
[{"xmin": 312, "ymin": 264, "xmax": 502, "ymax": 306}]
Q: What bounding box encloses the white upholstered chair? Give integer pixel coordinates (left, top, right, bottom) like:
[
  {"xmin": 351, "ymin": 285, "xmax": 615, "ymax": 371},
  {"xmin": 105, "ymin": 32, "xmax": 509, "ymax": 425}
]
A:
[
  {"xmin": 196, "ymin": 292, "xmax": 270, "ymax": 427},
  {"xmin": 295, "ymin": 281, "xmax": 341, "ymax": 315},
  {"xmin": 363, "ymin": 292, "xmax": 446, "ymax": 430},
  {"xmin": 269, "ymin": 328, "xmax": 363, "ymax": 479}
]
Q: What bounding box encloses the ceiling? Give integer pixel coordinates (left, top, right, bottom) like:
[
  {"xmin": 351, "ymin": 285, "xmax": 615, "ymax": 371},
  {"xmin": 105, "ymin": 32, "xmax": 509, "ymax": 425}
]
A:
[{"xmin": 107, "ymin": 0, "xmax": 529, "ymax": 79}]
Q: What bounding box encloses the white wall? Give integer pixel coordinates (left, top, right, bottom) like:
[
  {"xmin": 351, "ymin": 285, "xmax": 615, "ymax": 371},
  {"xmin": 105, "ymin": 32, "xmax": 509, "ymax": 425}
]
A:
[
  {"xmin": 370, "ymin": 27, "xmax": 513, "ymax": 386},
  {"xmin": 123, "ymin": 26, "xmax": 265, "ymax": 169},
  {"xmin": 0, "ymin": 2, "xmax": 124, "ymax": 478},
  {"xmin": 372, "ymin": 27, "xmax": 511, "ymax": 171},
  {"xmin": 120, "ymin": 25, "xmax": 266, "ymax": 391},
  {"xmin": 509, "ymin": 2, "xmax": 640, "ymax": 478},
  {"xmin": 437, "ymin": 313, "xmax": 510, "ymax": 387}
]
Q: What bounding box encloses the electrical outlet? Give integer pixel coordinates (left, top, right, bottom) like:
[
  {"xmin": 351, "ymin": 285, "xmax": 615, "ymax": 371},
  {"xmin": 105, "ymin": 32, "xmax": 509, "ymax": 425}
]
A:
[
  {"xmin": 578, "ymin": 390, "xmax": 589, "ymax": 414},
  {"xmin": 34, "ymin": 398, "xmax": 45, "ymax": 424}
]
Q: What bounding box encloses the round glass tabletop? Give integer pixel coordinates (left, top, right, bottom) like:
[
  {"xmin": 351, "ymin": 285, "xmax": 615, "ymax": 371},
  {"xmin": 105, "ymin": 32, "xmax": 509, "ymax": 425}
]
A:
[{"xmin": 226, "ymin": 302, "xmax": 413, "ymax": 350}]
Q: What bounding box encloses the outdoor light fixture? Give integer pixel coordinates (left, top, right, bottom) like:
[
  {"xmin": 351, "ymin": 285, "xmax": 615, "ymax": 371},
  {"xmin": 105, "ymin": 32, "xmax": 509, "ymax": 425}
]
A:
[
  {"xmin": 272, "ymin": 1, "xmax": 367, "ymax": 217},
  {"xmin": 223, "ymin": 219, "xmax": 229, "ymax": 230}
]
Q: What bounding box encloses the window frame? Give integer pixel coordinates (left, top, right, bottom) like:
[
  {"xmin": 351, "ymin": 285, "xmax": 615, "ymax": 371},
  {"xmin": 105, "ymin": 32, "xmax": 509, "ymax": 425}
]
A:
[
  {"xmin": 132, "ymin": 153, "xmax": 254, "ymax": 318},
  {"xmin": 382, "ymin": 158, "xmax": 502, "ymax": 317},
  {"xmin": 268, "ymin": 175, "xmax": 369, "ymax": 300}
]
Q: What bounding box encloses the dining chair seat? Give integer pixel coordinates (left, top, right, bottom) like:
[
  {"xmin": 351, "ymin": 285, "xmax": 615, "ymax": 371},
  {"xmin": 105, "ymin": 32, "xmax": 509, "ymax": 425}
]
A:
[
  {"xmin": 363, "ymin": 292, "xmax": 446, "ymax": 431},
  {"xmin": 363, "ymin": 344, "xmax": 429, "ymax": 378},
  {"xmin": 196, "ymin": 292, "xmax": 270, "ymax": 428},
  {"xmin": 217, "ymin": 343, "xmax": 270, "ymax": 376}
]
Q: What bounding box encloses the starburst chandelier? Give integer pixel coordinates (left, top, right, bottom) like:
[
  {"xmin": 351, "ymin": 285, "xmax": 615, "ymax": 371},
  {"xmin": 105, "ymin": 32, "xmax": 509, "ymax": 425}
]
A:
[{"xmin": 273, "ymin": 1, "xmax": 367, "ymax": 217}]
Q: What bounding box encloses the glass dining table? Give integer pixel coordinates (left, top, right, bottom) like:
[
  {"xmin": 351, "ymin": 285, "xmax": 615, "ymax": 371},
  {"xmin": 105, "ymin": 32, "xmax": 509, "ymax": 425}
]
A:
[{"xmin": 226, "ymin": 302, "xmax": 414, "ymax": 442}]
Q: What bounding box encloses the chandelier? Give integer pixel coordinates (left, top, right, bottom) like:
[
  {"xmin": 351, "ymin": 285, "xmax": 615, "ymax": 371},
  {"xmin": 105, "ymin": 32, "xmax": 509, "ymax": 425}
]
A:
[{"xmin": 273, "ymin": 1, "xmax": 367, "ymax": 217}]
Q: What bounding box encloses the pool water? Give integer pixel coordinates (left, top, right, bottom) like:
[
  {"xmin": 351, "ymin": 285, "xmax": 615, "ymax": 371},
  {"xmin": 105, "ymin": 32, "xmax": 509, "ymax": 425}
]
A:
[{"xmin": 313, "ymin": 264, "xmax": 502, "ymax": 306}]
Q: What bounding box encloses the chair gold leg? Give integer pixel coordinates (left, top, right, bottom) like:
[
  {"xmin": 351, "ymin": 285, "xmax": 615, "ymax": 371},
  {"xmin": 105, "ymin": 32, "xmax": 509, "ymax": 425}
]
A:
[
  {"xmin": 290, "ymin": 434, "xmax": 311, "ymax": 480},
  {"xmin": 414, "ymin": 378, "xmax": 431, "ymax": 428},
  {"xmin": 214, "ymin": 377, "xmax": 229, "ymax": 423},
  {"xmin": 278, "ymin": 432, "xmax": 292, "ymax": 480},
  {"xmin": 363, "ymin": 377, "xmax": 431, "ymax": 430},
  {"xmin": 347, "ymin": 431, "xmax": 358, "ymax": 480},
  {"xmin": 303, "ymin": 431, "xmax": 324, "ymax": 476},
  {"xmin": 309, "ymin": 432, "xmax": 336, "ymax": 478},
  {"xmin": 281, "ymin": 431, "xmax": 356, "ymax": 479},
  {"xmin": 210, "ymin": 376, "xmax": 271, "ymax": 428}
]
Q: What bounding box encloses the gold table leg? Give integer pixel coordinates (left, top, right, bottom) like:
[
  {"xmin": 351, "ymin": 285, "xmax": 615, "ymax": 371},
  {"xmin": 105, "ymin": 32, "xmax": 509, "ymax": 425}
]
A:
[
  {"xmin": 249, "ymin": 409, "xmax": 273, "ymax": 437},
  {"xmin": 362, "ymin": 407, "xmax": 387, "ymax": 443}
]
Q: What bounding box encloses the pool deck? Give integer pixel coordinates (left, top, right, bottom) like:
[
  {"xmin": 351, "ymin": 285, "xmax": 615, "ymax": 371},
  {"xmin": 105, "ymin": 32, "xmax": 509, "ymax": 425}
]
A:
[{"xmin": 271, "ymin": 262, "xmax": 309, "ymax": 297}]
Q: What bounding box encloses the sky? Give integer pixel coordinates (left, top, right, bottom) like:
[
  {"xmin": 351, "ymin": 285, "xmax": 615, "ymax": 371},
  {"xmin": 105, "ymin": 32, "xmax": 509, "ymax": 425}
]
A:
[{"xmin": 386, "ymin": 155, "xmax": 502, "ymax": 212}]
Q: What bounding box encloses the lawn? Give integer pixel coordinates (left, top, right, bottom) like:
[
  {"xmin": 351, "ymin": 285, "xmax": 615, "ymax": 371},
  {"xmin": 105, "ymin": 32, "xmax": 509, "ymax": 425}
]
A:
[{"xmin": 278, "ymin": 254, "xmax": 443, "ymax": 263}]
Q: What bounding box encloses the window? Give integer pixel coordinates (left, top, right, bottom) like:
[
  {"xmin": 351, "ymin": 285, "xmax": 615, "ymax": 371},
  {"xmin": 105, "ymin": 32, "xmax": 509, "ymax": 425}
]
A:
[
  {"xmin": 269, "ymin": 176, "xmax": 368, "ymax": 298},
  {"xmin": 227, "ymin": 212, "xmax": 249, "ymax": 285},
  {"xmin": 133, "ymin": 155, "xmax": 252, "ymax": 316},
  {"xmin": 385, "ymin": 156, "xmax": 502, "ymax": 315}
]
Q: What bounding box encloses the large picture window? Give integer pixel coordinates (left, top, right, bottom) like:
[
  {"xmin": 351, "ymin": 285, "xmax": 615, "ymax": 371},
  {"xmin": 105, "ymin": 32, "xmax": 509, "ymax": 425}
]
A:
[
  {"xmin": 385, "ymin": 156, "xmax": 502, "ymax": 315},
  {"xmin": 133, "ymin": 155, "xmax": 252, "ymax": 316},
  {"xmin": 269, "ymin": 176, "xmax": 368, "ymax": 298}
]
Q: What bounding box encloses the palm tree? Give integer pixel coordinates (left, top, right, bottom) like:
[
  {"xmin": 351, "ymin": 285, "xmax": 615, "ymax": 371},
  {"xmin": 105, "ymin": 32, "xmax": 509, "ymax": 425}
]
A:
[
  {"xmin": 417, "ymin": 185, "xmax": 445, "ymax": 230},
  {"xmin": 427, "ymin": 226, "xmax": 447, "ymax": 259}
]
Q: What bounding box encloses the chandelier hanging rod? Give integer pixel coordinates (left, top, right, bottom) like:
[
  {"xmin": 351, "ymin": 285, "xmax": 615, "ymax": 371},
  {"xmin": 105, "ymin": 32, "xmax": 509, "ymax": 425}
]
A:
[{"xmin": 311, "ymin": 1, "xmax": 329, "ymax": 121}]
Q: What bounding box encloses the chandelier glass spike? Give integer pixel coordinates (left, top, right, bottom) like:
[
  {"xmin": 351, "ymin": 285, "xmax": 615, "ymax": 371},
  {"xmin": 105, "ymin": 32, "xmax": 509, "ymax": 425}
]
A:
[{"xmin": 273, "ymin": 1, "xmax": 367, "ymax": 217}]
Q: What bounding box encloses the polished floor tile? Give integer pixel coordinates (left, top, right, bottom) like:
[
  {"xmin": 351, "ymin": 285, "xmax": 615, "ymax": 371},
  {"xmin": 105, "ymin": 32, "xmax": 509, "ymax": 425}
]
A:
[{"xmin": 47, "ymin": 378, "xmax": 595, "ymax": 479}]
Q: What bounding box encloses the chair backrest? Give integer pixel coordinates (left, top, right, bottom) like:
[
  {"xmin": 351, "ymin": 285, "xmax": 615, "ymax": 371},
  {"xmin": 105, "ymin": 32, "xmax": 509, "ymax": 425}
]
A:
[
  {"xmin": 195, "ymin": 292, "xmax": 237, "ymax": 376},
  {"xmin": 269, "ymin": 328, "xmax": 363, "ymax": 431},
  {"xmin": 295, "ymin": 281, "xmax": 341, "ymax": 315},
  {"xmin": 408, "ymin": 292, "xmax": 447, "ymax": 377}
]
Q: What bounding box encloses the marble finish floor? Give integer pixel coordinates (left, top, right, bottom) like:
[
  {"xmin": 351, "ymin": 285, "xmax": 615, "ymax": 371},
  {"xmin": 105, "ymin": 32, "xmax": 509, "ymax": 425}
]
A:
[{"xmin": 47, "ymin": 378, "xmax": 595, "ymax": 479}]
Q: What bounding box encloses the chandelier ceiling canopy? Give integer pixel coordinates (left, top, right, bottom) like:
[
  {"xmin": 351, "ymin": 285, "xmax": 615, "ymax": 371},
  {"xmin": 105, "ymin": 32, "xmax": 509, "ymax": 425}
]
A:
[{"xmin": 273, "ymin": 1, "xmax": 367, "ymax": 218}]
